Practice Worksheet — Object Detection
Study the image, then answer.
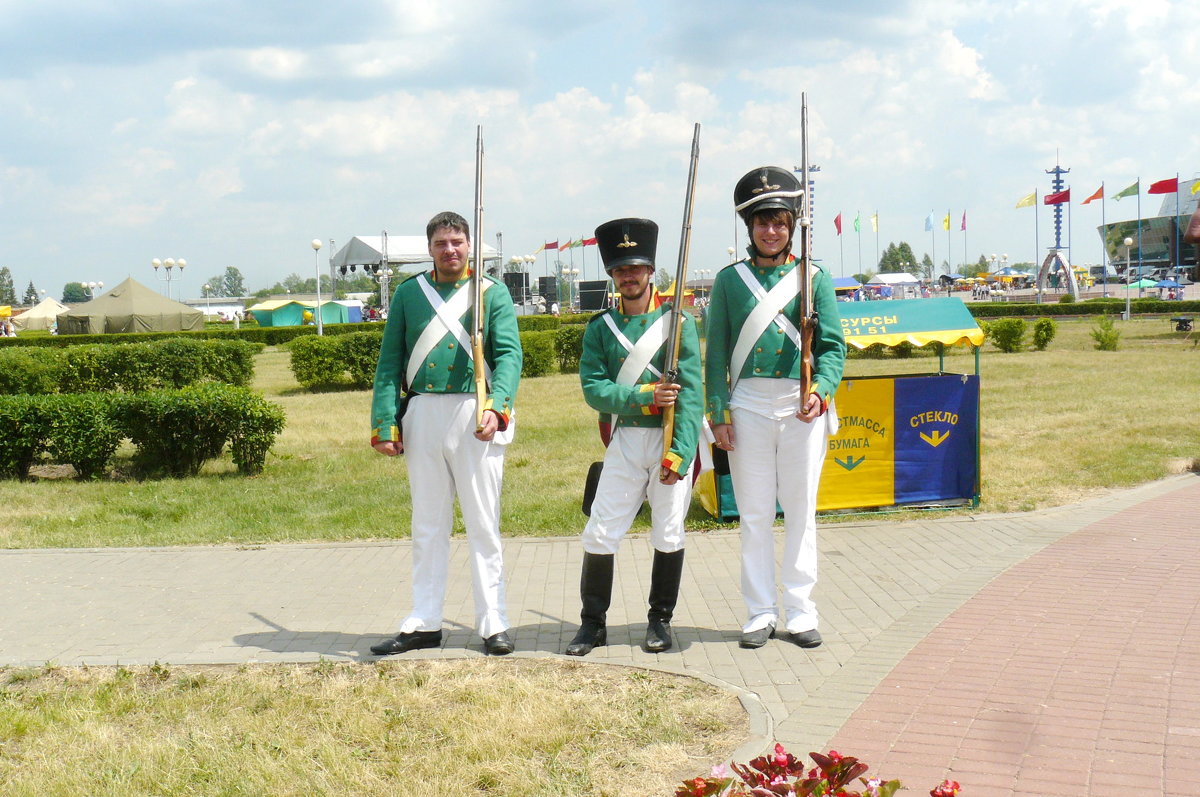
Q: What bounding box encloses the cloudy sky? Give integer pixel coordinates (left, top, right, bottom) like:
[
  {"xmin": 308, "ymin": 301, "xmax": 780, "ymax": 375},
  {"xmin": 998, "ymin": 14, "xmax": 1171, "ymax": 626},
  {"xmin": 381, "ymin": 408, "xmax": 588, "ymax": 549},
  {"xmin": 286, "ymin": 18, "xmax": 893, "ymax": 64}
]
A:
[{"xmin": 1, "ymin": 0, "xmax": 1197, "ymax": 299}]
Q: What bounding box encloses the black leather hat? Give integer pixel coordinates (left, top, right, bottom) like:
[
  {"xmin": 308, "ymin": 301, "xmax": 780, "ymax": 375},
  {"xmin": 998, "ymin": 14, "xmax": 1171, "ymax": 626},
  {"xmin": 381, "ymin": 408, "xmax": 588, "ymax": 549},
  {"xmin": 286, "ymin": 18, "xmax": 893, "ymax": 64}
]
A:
[
  {"xmin": 595, "ymin": 218, "xmax": 658, "ymax": 274},
  {"xmin": 733, "ymin": 166, "xmax": 803, "ymax": 223}
]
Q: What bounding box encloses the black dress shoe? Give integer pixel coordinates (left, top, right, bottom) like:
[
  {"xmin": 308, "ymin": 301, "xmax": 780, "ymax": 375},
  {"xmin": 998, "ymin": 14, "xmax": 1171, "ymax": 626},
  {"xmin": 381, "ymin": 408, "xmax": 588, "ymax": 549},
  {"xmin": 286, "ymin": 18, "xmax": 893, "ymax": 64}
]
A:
[
  {"xmin": 369, "ymin": 630, "xmax": 442, "ymax": 656},
  {"xmin": 564, "ymin": 623, "xmax": 606, "ymax": 656},
  {"xmin": 483, "ymin": 631, "xmax": 514, "ymax": 656},
  {"xmin": 644, "ymin": 619, "xmax": 673, "ymax": 653},
  {"xmin": 738, "ymin": 623, "xmax": 775, "ymax": 649},
  {"xmin": 787, "ymin": 629, "xmax": 823, "ymax": 648}
]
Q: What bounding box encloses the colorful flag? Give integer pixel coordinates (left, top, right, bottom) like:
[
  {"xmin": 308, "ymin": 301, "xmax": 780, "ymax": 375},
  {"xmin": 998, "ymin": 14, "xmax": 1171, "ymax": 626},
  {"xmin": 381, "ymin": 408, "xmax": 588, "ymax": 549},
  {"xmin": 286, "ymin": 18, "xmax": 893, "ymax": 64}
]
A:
[
  {"xmin": 1044, "ymin": 189, "xmax": 1070, "ymax": 205},
  {"xmin": 1148, "ymin": 177, "xmax": 1178, "ymax": 194},
  {"xmin": 854, "ymin": 212, "xmax": 860, "ymax": 233},
  {"xmin": 1193, "ymin": 181, "xmax": 1200, "ymax": 195},
  {"xmin": 834, "ymin": 213, "xmax": 842, "ymax": 235},
  {"xmin": 870, "ymin": 213, "xmax": 878, "ymax": 233},
  {"xmin": 942, "ymin": 212, "xmax": 950, "ymax": 231},
  {"xmin": 924, "ymin": 212, "xmax": 934, "ymax": 231},
  {"xmin": 960, "ymin": 211, "xmax": 967, "ymax": 231},
  {"xmin": 581, "ymin": 237, "xmax": 597, "ymax": 246},
  {"xmin": 533, "ymin": 243, "xmax": 546, "ymax": 254},
  {"xmin": 1114, "ymin": 181, "xmax": 1139, "ymax": 200},
  {"xmin": 572, "ymin": 239, "xmax": 585, "ymax": 249},
  {"xmin": 1015, "ymin": 192, "xmax": 1036, "ymax": 209},
  {"xmin": 1082, "ymin": 186, "xmax": 1103, "ymax": 205},
  {"xmin": 561, "ymin": 239, "xmax": 574, "ymax": 250},
  {"xmin": 544, "ymin": 240, "xmax": 559, "ymax": 250}
]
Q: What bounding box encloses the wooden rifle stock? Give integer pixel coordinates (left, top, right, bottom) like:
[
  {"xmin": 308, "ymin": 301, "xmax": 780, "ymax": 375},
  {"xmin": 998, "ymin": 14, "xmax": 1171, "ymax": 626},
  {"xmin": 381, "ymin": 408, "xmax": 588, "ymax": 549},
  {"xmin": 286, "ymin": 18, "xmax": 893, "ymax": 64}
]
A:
[
  {"xmin": 798, "ymin": 94, "xmax": 816, "ymax": 403},
  {"xmin": 471, "ymin": 125, "xmax": 487, "ymax": 431},
  {"xmin": 661, "ymin": 123, "xmax": 701, "ymax": 475}
]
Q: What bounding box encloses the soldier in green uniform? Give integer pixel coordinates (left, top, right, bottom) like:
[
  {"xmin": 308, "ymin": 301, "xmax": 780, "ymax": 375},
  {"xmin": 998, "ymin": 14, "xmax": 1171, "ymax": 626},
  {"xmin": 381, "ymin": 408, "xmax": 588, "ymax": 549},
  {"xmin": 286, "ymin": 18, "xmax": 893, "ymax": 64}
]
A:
[
  {"xmin": 368, "ymin": 211, "xmax": 522, "ymax": 657},
  {"xmin": 705, "ymin": 167, "xmax": 846, "ymax": 650},
  {"xmin": 564, "ymin": 218, "xmax": 703, "ymax": 656}
]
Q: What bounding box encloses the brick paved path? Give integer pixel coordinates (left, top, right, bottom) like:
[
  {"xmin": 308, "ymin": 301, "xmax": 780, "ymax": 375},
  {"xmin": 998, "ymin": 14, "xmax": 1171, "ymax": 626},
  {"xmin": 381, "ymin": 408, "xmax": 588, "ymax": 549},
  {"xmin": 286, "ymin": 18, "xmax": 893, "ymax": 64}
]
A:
[{"xmin": 2, "ymin": 473, "xmax": 1195, "ymax": 794}]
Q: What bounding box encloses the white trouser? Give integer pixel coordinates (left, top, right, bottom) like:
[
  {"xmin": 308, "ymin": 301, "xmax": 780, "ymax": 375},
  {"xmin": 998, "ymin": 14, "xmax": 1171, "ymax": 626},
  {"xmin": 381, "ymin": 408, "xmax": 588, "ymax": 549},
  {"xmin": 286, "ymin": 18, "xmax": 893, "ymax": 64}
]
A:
[
  {"xmin": 399, "ymin": 393, "xmax": 509, "ymax": 638},
  {"xmin": 728, "ymin": 406, "xmax": 830, "ymax": 634},
  {"xmin": 582, "ymin": 426, "xmax": 691, "ymax": 556}
]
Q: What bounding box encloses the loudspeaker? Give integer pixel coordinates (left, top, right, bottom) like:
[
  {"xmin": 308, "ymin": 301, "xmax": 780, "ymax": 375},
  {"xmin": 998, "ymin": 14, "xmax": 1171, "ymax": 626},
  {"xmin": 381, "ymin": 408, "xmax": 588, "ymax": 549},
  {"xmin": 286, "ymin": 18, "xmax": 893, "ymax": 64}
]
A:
[
  {"xmin": 502, "ymin": 272, "xmax": 529, "ymax": 303},
  {"xmin": 537, "ymin": 276, "xmax": 558, "ymax": 304},
  {"xmin": 577, "ymin": 279, "xmax": 610, "ymax": 311}
]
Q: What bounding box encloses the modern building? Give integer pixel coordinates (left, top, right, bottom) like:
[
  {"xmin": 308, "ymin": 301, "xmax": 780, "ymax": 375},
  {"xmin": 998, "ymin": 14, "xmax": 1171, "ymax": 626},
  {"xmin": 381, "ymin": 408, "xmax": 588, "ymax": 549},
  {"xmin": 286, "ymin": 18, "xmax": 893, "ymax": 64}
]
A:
[{"xmin": 1099, "ymin": 178, "xmax": 1198, "ymax": 281}]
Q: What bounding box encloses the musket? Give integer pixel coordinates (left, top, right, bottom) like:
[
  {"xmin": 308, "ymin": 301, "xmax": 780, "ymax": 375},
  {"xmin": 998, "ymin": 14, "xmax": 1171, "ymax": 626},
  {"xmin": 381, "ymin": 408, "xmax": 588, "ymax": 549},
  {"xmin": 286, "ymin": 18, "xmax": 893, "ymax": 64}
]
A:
[
  {"xmin": 471, "ymin": 125, "xmax": 487, "ymax": 431},
  {"xmin": 798, "ymin": 94, "xmax": 816, "ymax": 402},
  {"xmin": 660, "ymin": 122, "xmax": 701, "ymax": 476}
]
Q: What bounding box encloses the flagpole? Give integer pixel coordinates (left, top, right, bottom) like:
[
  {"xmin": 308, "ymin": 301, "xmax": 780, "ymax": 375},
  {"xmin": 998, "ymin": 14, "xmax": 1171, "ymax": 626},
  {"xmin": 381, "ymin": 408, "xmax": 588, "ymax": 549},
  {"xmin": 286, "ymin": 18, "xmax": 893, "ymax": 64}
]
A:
[
  {"xmin": 839, "ymin": 225, "xmax": 844, "ymax": 277},
  {"xmin": 1137, "ymin": 180, "xmax": 1143, "ymax": 297},
  {"xmin": 930, "ymin": 210, "xmax": 936, "ymax": 279},
  {"xmin": 1101, "ymin": 183, "xmax": 1107, "ymax": 298},
  {"xmin": 874, "ymin": 211, "xmax": 879, "ymax": 273},
  {"xmin": 1035, "ymin": 190, "xmax": 1042, "ymax": 304},
  {"xmin": 856, "ymin": 212, "xmax": 861, "ymax": 276},
  {"xmin": 962, "ymin": 210, "xmax": 967, "ymax": 280},
  {"xmin": 945, "ymin": 209, "xmax": 951, "ymax": 278},
  {"xmin": 1068, "ymin": 194, "xmax": 1074, "ymax": 295},
  {"xmin": 1175, "ymin": 172, "xmax": 1181, "ymax": 288}
]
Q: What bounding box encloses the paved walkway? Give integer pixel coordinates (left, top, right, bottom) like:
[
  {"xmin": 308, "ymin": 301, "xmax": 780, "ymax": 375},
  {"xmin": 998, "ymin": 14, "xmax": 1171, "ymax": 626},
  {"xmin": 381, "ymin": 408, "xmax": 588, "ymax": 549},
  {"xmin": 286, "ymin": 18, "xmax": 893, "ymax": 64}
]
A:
[{"xmin": 2, "ymin": 473, "xmax": 1197, "ymax": 796}]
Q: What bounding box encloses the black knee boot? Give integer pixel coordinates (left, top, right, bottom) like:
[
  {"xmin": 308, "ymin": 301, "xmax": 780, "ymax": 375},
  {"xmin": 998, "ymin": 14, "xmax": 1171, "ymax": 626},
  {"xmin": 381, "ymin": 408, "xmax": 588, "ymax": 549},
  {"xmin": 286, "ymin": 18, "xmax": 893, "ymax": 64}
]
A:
[
  {"xmin": 565, "ymin": 552, "xmax": 614, "ymax": 656},
  {"xmin": 645, "ymin": 549, "xmax": 685, "ymax": 653}
]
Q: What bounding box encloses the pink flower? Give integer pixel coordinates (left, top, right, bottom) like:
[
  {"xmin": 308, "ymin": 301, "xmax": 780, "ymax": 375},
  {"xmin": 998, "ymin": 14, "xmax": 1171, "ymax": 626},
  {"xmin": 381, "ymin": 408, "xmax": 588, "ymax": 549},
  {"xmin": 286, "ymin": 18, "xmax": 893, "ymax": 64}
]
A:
[
  {"xmin": 930, "ymin": 780, "xmax": 961, "ymax": 797},
  {"xmin": 711, "ymin": 763, "xmax": 732, "ymax": 779}
]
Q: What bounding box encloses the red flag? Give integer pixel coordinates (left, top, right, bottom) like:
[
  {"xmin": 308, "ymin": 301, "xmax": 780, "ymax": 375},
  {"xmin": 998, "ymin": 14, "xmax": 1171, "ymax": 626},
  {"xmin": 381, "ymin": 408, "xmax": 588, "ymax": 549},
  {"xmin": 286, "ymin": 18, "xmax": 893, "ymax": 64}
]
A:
[
  {"xmin": 544, "ymin": 240, "xmax": 559, "ymax": 250},
  {"xmin": 1044, "ymin": 189, "xmax": 1070, "ymax": 205},
  {"xmin": 1082, "ymin": 186, "xmax": 1103, "ymax": 205},
  {"xmin": 834, "ymin": 213, "xmax": 842, "ymax": 235},
  {"xmin": 1148, "ymin": 178, "xmax": 1178, "ymax": 194},
  {"xmin": 960, "ymin": 211, "xmax": 967, "ymax": 231},
  {"xmin": 581, "ymin": 237, "xmax": 597, "ymax": 246}
]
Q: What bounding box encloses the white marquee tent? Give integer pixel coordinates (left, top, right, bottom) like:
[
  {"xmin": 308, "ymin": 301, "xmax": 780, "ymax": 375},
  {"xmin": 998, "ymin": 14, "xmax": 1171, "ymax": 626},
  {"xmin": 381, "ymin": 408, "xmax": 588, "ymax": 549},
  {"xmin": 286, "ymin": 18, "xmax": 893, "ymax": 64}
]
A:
[{"xmin": 330, "ymin": 235, "xmax": 500, "ymax": 272}]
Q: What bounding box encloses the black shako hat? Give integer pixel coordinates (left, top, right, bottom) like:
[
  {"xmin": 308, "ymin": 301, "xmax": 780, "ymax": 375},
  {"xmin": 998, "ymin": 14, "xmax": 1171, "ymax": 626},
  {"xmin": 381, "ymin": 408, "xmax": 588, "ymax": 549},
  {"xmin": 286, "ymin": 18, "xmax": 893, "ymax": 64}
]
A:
[
  {"xmin": 733, "ymin": 166, "xmax": 804, "ymax": 223},
  {"xmin": 595, "ymin": 218, "xmax": 658, "ymax": 274}
]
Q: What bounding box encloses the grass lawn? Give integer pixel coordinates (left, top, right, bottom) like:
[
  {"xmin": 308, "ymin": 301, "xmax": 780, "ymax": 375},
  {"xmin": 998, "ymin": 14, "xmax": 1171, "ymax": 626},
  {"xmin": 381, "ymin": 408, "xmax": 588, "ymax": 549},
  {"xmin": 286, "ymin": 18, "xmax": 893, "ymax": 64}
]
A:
[
  {"xmin": 0, "ymin": 316, "xmax": 1196, "ymax": 548},
  {"xmin": 0, "ymin": 659, "xmax": 744, "ymax": 796}
]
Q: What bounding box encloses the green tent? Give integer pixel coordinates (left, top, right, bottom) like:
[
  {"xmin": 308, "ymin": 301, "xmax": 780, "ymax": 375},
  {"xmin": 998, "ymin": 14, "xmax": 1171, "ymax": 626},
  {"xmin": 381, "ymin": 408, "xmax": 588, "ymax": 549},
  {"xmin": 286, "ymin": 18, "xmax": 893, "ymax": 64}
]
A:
[
  {"xmin": 56, "ymin": 278, "xmax": 203, "ymax": 334},
  {"xmin": 247, "ymin": 300, "xmax": 349, "ymax": 327}
]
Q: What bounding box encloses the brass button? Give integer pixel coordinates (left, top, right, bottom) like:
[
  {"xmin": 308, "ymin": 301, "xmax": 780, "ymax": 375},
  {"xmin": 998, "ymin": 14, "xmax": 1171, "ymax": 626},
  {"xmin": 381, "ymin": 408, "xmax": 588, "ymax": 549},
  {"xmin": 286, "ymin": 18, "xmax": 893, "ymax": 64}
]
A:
[
  {"xmin": 447, "ymin": 343, "xmax": 455, "ymax": 349},
  {"xmin": 755, "ymin": 347, "xmax": 762, "ymax": 353},
  {"xmin": 775, "ymin": 349, "xmax": 782, "ymax": 355}
]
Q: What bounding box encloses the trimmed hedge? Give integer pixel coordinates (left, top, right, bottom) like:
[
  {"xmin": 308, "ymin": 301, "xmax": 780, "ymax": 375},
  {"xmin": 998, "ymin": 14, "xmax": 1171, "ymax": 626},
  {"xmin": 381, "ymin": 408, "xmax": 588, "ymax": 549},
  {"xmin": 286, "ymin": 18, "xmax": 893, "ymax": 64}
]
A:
[
  {"xmin": 967, "ymin": 298, "xmax": 1200, "ymax": 318},
  {"xmin": 286, "ymin": 325, "xmax": 593, "ymax": 388},
  {"xmin": 519, "ymin": 330, "xmax": 557, "ymax": 378},
  {"xmin": 0, "ymin": 385, "xmax": 286, "ymax": 480},
  {"xmin": 0, "ymin": 338, "xmax": 261, "ymax": 395}
]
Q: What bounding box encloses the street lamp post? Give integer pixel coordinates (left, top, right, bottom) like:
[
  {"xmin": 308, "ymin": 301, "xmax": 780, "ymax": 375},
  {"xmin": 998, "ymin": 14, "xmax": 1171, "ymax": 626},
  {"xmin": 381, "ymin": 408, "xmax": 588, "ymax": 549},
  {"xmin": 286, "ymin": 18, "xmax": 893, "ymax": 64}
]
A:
[
  {"xmin": 1123, "ymin": 237, "xmax": 1133, "ymax": 320},
  {"xmin": 311, "ymin": 239, "xmax": 324, "ymax": 336},
  {"xmin": 86, "ymin": 281, "xmax": 104, "ymax": 299},
  {"xmin": 203, "ymin": 283, "xmax": 212, "ymax": 318},
  {"xmin": 151, "ymin": 258, "xmax": 185, "ymax": 299}
]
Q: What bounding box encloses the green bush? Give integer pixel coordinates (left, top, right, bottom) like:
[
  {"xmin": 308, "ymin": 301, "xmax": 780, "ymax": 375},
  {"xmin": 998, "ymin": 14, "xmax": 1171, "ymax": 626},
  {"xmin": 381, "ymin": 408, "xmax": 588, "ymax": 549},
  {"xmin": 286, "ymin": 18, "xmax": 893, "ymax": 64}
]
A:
[
  {"xmin": 338, "ymin": 332, "xmax": 383, "ymax": 389},
  {"xmin": 113, "ymin": 384, "xmax": 286, "ymax": 478},
  {"xmin": 520, "ymin": 330, "xmax": 557, "ymax": 378},
  {"xmin": 43, "ymin": 393, "xmax": 123, "ymax": 480},
  {"xmin": 1031, "ymin": 318, "xmax": 1057, "ymax": 351},
  {"xmin": 554, "ymin": 325, "xmax": 586, "ymax": 373},
  {"xmin": 0, "ymin": 396, "xmax": 48, "ymax": 480},
  {"xmin": 288, "ymin": 335, "xmax": 347, "ymax": 388},
  {"xmin": 517, "ymin": 315, "xmax": 561, "ymax": 332},
  {"xmin": 1091, "ymin": 315, "xmax": 1121, "ymax": 351},
  {"xmin": 0, "ymin": 348, "xmax": 64, "ymax": 395},
  {"xmin": 0, "ymin": 339, "xmax": 261, "ymax": 395},
  {"xmin": 1057, "ymin": 293, "xmax": 1076, "ymax": 304},
  {"xmin": 985, "ymin": 318, "xmax": 1027, "ymax": 353}
]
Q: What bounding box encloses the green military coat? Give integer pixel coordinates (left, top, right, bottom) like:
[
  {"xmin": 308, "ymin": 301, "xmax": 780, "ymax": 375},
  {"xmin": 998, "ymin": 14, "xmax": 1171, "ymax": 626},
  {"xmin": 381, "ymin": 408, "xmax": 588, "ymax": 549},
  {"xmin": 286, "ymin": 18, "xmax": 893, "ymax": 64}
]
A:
[
  {"xmin": 371, "ymin": 271, "xmax": 522, "ymax": 444},
  {"xmin": 580, "ymin": 299, "xmax": 703, "ymax": 476},
  {"xmin": 704, "ymin": 255, "xmax": 846, "ymax": 424}
]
